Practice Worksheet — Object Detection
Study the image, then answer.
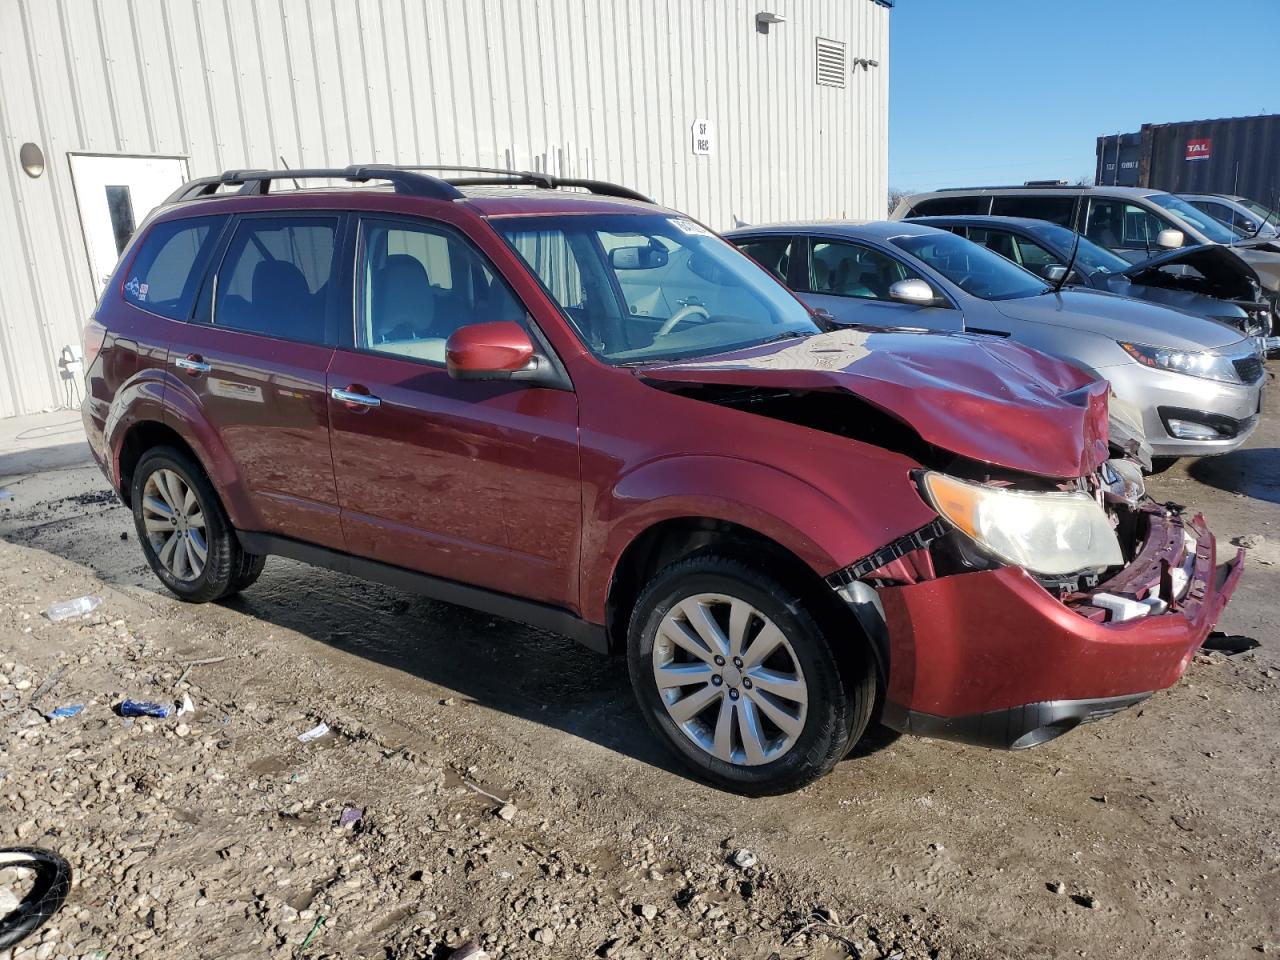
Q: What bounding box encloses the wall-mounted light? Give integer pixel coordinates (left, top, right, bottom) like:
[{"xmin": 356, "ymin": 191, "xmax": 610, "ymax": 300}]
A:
[
  {"xmin": 756, "ymin": 11, "xmax": 785, "ymax": 34},
  {"xmin": 20, "ymin": 142, "xmax": 45, "ymax": 178},
  {"xmin": 852, "ymin": 57, "xmax": 880, "ymax": 70}
]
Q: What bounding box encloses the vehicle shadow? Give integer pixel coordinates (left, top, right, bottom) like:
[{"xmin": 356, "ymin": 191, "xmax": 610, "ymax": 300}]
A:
[
  {"xmin": 0, "ymin": 471, "xmax": 894, "ymax": 786},
  {"xmin": 1186, "ymin": 446, "xmax": 1280, "ymax": 505}
]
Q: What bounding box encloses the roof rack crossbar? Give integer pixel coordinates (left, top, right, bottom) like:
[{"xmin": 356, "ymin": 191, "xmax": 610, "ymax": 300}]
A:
[{"xmin": 164, "ymin": 165, "xmax": 464, "ymax": 204}]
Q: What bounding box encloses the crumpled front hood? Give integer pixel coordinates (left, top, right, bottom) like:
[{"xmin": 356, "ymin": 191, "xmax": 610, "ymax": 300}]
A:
[
  {"xmin": 996, "ymin": 288, "xmax": 1245, "ymax": 350},
  {"xmin": 642, "ymin": 328, "xmax": 1110, "ymax": 478}
]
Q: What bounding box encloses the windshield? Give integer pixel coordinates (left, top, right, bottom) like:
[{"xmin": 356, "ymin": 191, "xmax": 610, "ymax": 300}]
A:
[
  {"xmin": 1032, "ymin": 222, "xmax": 1131, "ymax": 276},
  {"xmin": 1148, "ymin": 193, "xmax": 1239, "ymax": 243},
  {"xmin": 493, "ymin": 214, "xmax": 819, "ymax": 363},
  {"xmin": 890, "ymin": 231, "xmax": 1050, "ymax": 300}
]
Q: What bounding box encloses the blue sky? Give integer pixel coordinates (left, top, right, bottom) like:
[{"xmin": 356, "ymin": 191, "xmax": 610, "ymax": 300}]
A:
[{"xmin": 889, "ymin": 0, "xmax": 1280, "ymax": 192}]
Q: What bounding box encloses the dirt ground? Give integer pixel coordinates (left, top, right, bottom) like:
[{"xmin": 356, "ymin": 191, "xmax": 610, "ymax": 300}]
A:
[{"xmin": 1, "ymin": 373, "xmax": 1278, "ymax": 960}]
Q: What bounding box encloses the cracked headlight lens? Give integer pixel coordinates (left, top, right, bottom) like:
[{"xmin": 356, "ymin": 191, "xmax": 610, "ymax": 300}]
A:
[{"xmin": 921, "ymin": 472, "xmax": 1123, "ymax": 576}]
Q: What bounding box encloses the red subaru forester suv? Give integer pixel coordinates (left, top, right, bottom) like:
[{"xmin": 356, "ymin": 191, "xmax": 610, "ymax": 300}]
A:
[{"xmin": 83, "ymin": 165, "xmax": 1243, "ymax": 794}]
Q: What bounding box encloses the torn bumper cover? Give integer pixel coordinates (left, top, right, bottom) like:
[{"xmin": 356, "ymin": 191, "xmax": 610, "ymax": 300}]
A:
[{"xmin": 872, "ymin": 511, "xmax": 1244, "ymax": 750}]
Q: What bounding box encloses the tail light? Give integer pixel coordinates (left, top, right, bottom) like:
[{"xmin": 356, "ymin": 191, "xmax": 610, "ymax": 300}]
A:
[{"xmin": 82, "ymin": 317, "xmax": 107, "ymax": 373}]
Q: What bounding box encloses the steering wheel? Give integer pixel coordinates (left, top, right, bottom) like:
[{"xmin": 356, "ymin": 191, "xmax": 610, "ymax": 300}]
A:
[{"xmin": 655, "ymin": 303, "xmax": 711, "ymax": 337}]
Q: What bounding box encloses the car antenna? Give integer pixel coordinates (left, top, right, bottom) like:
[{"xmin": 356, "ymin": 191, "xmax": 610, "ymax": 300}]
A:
[
  {"xmin": 1053, "ymin": 221, "xmax": 1082, "ymax": 293},
  {"xmin": 278, "ymin": 155, "xmax": 300, "ymax": 191}
]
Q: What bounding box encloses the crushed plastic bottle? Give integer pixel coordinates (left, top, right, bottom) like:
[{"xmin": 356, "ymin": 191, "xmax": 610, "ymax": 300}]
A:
[{"xmin": 45, "ymin": 596, "xmax": 102, "ymax": 623}]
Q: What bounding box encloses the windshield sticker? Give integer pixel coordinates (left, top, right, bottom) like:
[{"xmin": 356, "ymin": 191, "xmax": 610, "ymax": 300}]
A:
[
  {"xmin": 669, "ymin": 218, "xmax": 713, "ymax": 237},
  {"xmin": 124, "ymin": 276, "xmax": 142, "ymax": 300}
]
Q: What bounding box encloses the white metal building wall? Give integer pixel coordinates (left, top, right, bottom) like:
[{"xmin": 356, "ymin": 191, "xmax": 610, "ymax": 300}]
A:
[{"xmin": 0, "ymin": 0, "xmax": 890, "ymax": 419}]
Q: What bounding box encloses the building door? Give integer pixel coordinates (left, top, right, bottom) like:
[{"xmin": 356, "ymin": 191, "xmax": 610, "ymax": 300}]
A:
[{"xmin": 69, "ymin": 154, "xmax": 188, "ymax": 292}]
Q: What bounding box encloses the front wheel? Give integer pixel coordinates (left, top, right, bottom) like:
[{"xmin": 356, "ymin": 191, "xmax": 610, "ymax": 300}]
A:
[
  {"xmin": 130, "ymin": 446, "xmax": 264, "ymax": 603},
  {"xmin": 627, "ymin": 553, "xmax": 875, "ymax": 795}
]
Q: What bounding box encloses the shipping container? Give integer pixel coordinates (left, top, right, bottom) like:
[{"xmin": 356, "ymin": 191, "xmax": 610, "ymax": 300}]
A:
[{"xmin": 1096, "ymin": 114, "xmax": 1280, "ymax": 206}]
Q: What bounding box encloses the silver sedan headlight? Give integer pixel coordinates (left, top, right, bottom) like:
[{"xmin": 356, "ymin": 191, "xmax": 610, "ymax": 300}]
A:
[{"xmin": 1118, "ymin": 341, "xmax": 1241, "ymax": 383}]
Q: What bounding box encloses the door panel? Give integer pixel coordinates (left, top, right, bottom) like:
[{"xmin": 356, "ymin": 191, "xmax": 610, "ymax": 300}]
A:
[
  {"xmin": 328, "ymin": 215, "xmax": 582, "ymax": 608},
  {"xmin": 173, "ymin": 213, "xmax": 344, "ymax": 548}
]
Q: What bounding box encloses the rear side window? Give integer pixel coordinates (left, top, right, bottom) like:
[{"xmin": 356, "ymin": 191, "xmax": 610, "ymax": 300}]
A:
[
  {"xmin": 214, "ymin": 217, "xmax": 338, "ymax": 343},
  {"xmin": 122, "ymin": 216, "xmax": 225, "ymax": 320},
  {"xmin": 990, "ymin": 195, "xmax": 1076, "ymax": 226},
  {"xmin": 731, "ymin": 236, "xmax": 794, "ymax": 282},
  {"xmin": 908, "ymin": 196, "xmax": 993, "ymax": 217}
]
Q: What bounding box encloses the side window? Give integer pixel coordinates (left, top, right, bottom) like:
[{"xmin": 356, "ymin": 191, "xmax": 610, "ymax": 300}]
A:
[
  {"xmin": 990, "ymin": 195, "xmax": 1076, "ymax": 227},
  {"xmin": 214, "ymin": 217, "xmax": 338, "ymax": 342},
  {"xmin": 909, "ymin": 196, "xmax": 993, "ymax": 217},
  {"xmin": 731, "ymin": 235, "xmax": 794, "ymax": 283},
  {"xmin": 964, "ymin": 228, "xmax": 1021, "ymax": 264},
  {"xmin": 1009, "ymin": 236, "xmax": 1060, "ymax": 277},
  {"xmin": 359, "ymin": 219, "xmax": 527, "ymax": 364},
  {"xmin": 1084, "ymin": 199, "xmax": 1168, "ymax": 252},
  {"xmin": 122, "ymin": 216, "xmax": 225, "ymax": 320},
  {"xmin": 810, "ymin": 240, "xmax": 923, "ymax": 299},
  {"xmin": 1197, "ymin": 201, "xmax": 1240, "ymax": 231}
]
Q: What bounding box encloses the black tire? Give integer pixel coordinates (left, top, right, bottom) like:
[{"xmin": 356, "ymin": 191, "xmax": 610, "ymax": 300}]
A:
[
  {"xmin": 130, "ymin": 446, "xmax": 264, "ymax": 603},
  {"xmin": 0, "ymin": 847, "xmax": 72, "ymax": 949},
  {"xmin": 627, "ymin": 552, "xmax": 876, "ymax": 796}
]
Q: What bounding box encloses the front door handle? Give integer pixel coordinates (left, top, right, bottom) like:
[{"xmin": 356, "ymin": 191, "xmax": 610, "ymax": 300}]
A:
[
  {"xmin": 175, "ymin": 354, "xmax": 211, "ymax": 375},
  {"xmin": 330, "ymin": 386, "xmax": 382, "ymax": 409}
]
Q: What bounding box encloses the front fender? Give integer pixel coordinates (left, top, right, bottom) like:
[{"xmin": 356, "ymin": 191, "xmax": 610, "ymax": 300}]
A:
[{"xmin": 581, "ymin": 453, "xmax": 936, "ymax": 624}]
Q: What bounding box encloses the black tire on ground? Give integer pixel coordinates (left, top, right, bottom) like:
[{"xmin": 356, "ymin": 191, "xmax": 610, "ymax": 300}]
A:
[
  {"xmin": 627, "ymin": 552, "xmax": 876, "ymax": 796},
  {"xmin": 130, "ymin": 446, "xmax": 264, "ymax": 603}
]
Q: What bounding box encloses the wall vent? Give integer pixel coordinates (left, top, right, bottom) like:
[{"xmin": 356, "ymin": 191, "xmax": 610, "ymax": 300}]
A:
[{"xmin": 815, "ymin": 37, "xmax": 846, "ymax": 87}]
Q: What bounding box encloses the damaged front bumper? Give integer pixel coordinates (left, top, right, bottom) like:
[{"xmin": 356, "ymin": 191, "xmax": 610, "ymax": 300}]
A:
[{"xmin": 867, "ymin": 510, "xmax": 1244, "ymax": 750}]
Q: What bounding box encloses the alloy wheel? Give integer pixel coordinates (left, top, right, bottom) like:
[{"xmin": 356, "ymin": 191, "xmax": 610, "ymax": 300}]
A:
[
  {"xmin": 652, "ymin": 592, "xmax": 809, "ymax": 766},
  {"xmin": 141, "ymin": 468, "xmax": 207, "ymax": 582}
]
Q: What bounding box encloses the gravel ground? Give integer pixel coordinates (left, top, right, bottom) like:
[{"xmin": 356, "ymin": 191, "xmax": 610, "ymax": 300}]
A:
[{"xmin": 0, "ymin": 369, "xmax": 1277, "ymax": 959}]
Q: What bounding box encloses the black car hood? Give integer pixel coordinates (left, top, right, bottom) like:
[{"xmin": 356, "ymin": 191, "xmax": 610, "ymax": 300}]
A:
[{"xmin": 1121, "ymin": 244, "xmax": 1261, "ymax": 302}]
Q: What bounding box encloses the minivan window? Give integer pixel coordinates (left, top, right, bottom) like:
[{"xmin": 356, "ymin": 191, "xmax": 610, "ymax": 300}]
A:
[
  {"xmin": 214, "ymin": 217, "xmax": 338, "ymax": 342},
  {"xmin": 122, "ymin": 216, "xmax": 225, "ymax": 320},
  {"xmin": 908, "ymin": 196, "xmax": 993, "ymax": 217},
  {"xmin": 890, "ymin": 231, "xmax": 1049, "ymax": 300},
  {"xmin": 357, "ymin": 219, "xmax": 527, "ymax": 364},
  {"xmin": 496, "ymin": 213, "xmax": 819, "ymax": 363},
  {"xmin": 990, "ymin": 194, "xmax": 1076, "ymax": 226},
  {"xmin": 1084, "ymin": 199, "xmax": 1169, "ymax": 253},
  {"xmin": 1147, "ymin": 194, "xmax": 1238, "ymax": 243}
]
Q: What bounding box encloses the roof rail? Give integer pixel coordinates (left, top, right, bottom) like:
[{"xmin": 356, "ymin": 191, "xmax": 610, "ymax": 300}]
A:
[
  {"xmin": 164, "ymin": 164, "xmax": 464, "ymax": 204},
  {"xmin": 934, "ymin": 183, "xmax": 1082, "ymax": 192},
  {"xmin": 401, "ymin": 165, "xmax": 654, "ymax": 203}
]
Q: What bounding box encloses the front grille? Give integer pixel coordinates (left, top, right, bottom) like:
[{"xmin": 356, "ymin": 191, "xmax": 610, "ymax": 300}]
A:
[{"xmin": 1234, "ymin": 355, "xmax": 1265, "ymax": 383}]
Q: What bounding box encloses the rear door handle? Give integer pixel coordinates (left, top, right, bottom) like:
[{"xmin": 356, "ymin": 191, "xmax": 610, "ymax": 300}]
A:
[
  {"xmin": 175, "ymin": 355, "xmax": 211, "ymax": 375},
  {"xmin": 330, "ymin": 386, "xmax": 381, "ymax": 409}
]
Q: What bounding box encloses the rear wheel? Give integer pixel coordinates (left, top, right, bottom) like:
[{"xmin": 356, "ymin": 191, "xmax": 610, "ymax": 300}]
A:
[
  {"xmin": 627, "ymin": 553, "xmax": 875, "ymax": 795},
  {"xmin": 130, "ymin": 447, "xmax": 264, "ymax": 603}
]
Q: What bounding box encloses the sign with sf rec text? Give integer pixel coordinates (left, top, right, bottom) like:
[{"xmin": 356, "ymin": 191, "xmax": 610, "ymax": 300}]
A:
[
  {"xmin": 691, "ymin": 119, "xmax": 714, "ymax": 156},
  {"xmin": 1185, "ymin": 138, "xmax": 1212, "ymax": 161}
]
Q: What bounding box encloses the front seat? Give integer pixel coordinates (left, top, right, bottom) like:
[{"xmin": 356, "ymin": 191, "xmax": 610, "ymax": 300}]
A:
[{"xmin": 371, "ymin": 255, "xmax": 435, "ymax": 343}]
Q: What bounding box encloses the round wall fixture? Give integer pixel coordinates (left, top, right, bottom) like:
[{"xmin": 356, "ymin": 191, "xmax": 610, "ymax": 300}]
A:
[{"xmin": 19, "ymin": 142, "xmax": 45, "ymax": 178}]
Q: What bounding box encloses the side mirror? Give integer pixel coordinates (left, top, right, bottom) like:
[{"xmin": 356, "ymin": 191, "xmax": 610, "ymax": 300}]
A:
[
  {"xmin": 609, "ymin": 244, "xmax": 669, "ymax": 270},
  {"xmin": 445, "ymin": 321, "xmax": 536, "ymax": 381},
  {"xmin": 1043, "ymin": 264, "xmax": 1069, "ymax": 283},
  {"xmin": 1156, "ymin": 228, "xmax": 1184, "ymax": 250},
  {"xmin": 1240, "ymin": 219, "xmax": 1258, "ymax": 233},
  {"xmin": 888, "ymin": 278, "xmax": 939, "ymax": 305}
]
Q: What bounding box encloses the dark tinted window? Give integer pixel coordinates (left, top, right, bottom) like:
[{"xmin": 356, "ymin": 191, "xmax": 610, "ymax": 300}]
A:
[
  {"xmin": 122, "ymin": 216, "xmax": 225, "ymax": 320},
  {"xmin": 731, "ymin": 236, "xmax": 794, "ymax": 282},
  {"xmin": 1084, "ymin": 199, "xmax": 1167, "ymax": 252},
  {"xmin": 358, "ymin": 219, "xmax": 526, "ymax": 364},
  {"xmin": 215, "ymin": 217, "xmax": 338, "ymax": 342},
  {"xmin": 990, "ymin": 194, "xmax": 1076, "ymax": 226},
  {"xmin": 908, "ymin": 196, "xmax": 993, "ymax": 216}
]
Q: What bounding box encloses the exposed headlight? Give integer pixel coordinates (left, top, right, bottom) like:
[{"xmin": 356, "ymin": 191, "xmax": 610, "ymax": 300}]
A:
[
  {"xmin": 1118, "ymin": 341, "xmax": 1240, "ymax": 383},
  {"xmin": 921, "ymin": 472, "xmax": 1123, "ymax": 576}
]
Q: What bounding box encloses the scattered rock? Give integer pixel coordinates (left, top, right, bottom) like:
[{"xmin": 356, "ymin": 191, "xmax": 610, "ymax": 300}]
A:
[
  {"xmin": 637, "ymin": 903, "xmax": 658, "ymax": 921},
  {"xmin": 532, "ymin": 926, "xmax": 556, "ymax": 946},
  {"xmin": 1071, "ymin": 893, "xmax": 1099, "ymax": 909},
  {"xmin": 496, "ymin": 803, "xmax": 517, "ymax": 822},
  {"xmin": 1047, "ymin": 881, "xmax": 1065, "ymax": 895}
]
